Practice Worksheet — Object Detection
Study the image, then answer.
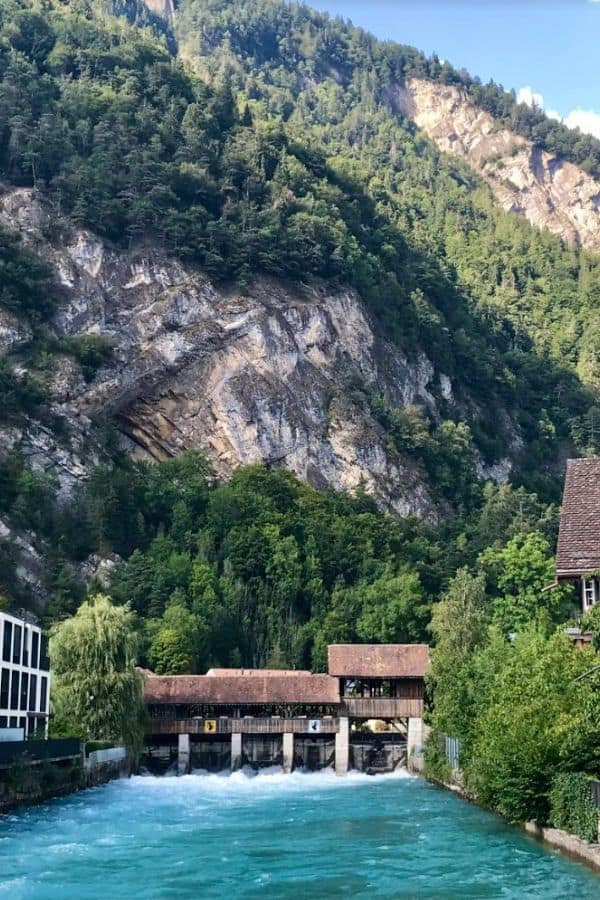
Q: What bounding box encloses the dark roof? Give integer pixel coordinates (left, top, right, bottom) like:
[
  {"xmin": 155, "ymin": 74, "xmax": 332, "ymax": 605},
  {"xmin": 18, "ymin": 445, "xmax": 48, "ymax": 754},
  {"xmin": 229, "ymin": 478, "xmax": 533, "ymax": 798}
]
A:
[
  {"xmin": 327, "ymin": 644, "xmax": 430, "ymax": 678},
  {"xmin": 556, "ymin": 458, "xmax": 600, "ymax": 578},
  {"xmin": 143, "ymin": 673, "xmax": 340, "ymax": 705}
]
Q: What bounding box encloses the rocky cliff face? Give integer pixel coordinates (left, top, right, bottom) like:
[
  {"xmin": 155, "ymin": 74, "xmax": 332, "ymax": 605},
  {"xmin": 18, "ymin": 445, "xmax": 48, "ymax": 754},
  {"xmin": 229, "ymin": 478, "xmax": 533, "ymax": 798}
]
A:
[
  {"xmin": 0, "ymin": 187, "xmax": 448, "ymax": 519},
  {"xmin": 395, "ymin": 78, "xmax": 600, "ymax": 252}
]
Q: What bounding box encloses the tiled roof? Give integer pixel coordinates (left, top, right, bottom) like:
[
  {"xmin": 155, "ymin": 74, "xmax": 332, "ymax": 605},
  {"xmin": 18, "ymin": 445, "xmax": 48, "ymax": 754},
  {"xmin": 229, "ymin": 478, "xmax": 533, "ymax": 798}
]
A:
[
  {"xmin": 143, "ymin": 673, "xmax": 340, "ymax": 705},
  {"xmin": 327, "ymin": 644, "xmax": 430, "ymax": 678},
  {"xmin": 556, "ymin": 458, "xmax": 600, "ymax": 578},
  {"xmin": 206, "ymin": 668, "xmax": 311, "ymax": 677}
]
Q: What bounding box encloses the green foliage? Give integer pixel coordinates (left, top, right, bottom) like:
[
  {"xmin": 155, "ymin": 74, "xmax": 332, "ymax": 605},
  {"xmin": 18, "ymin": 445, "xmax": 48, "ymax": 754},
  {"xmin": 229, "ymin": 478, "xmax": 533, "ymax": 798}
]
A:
[
  {"xmin": 59, "ymin": 334, "xmax": 115, "ymax": 382},
  {"xmin": 454, "ymin": 631, "xmax": 600, "ymax": 824},
  {"xmin": 0, "ymin": 356, "xmax": 45, "ymax": 423},
  {"xmin": 0, "ymin": 228, "xmax": 55, "ymax": 321},
  {"xmin": 549, "ymin": 773, "xmax": 599, "ymax": 843},
  {"xmin": 479, "ymin": 532, "xmax": 576, "ymax": 633},
  {"xmin": 49, "ymin": 594, "xmax": 145, "ymax": 756}
]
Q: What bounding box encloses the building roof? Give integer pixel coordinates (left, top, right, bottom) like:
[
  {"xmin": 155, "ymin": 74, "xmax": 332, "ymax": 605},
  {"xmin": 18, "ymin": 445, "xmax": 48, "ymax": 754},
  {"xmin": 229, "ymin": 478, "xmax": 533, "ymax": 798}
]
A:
[
  {"xmin": 206, "ymin": 668, "xmax": 311, "ymax": 677},
  {"xmin": 327, "ymin": 644, "xmax": 430, "ymax": 678},
  {"xmin": 143, "ymin": 673, "xmax": 340, "ymax": 706},
  {"xmin": 556, "ymin": 458, "xmax": 600, "ymax": 578}
]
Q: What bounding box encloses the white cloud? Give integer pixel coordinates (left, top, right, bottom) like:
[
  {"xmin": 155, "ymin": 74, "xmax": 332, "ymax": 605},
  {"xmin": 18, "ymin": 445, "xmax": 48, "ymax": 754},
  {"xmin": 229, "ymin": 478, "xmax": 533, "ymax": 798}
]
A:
[
  {"xmin": 563, "ymin": 109, "xmax": 600, "ymax": 140},
  {"xmin": 517, "ymin": 85, "xmax": 600, "ymax": 141},
  {"xmin": 517, "ymin": 86, "xmax": 544, "ymax": 109}
]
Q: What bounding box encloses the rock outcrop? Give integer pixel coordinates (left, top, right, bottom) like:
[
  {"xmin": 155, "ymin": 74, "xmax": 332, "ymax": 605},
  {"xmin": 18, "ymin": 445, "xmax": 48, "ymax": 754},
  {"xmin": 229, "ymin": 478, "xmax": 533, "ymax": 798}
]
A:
[
  {"xmin": 395, "ymin": 78, "xmax": 600, "ymax": 252},
  {"xmin": 0, "ymin": 187, "xmax": 445, "ymax": 519}
]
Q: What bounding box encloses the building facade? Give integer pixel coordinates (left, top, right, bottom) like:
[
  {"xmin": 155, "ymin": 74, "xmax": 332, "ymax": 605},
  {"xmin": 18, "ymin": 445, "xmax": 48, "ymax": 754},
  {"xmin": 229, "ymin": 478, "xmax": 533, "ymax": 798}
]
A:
[
  {"xmin": 0, "ymin": 611, "xmax": 50, "ymax": 737},
  {"xmin": 556, "ymin": 458, "xmax": 600, "ymax": 613}
]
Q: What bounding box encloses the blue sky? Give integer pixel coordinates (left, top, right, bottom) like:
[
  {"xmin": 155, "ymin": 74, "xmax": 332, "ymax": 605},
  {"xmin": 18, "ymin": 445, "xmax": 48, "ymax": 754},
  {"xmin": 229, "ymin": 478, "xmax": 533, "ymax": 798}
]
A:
[{"xmin": 308, "ymin": 1, "xmax": 600, "ymax": 137}]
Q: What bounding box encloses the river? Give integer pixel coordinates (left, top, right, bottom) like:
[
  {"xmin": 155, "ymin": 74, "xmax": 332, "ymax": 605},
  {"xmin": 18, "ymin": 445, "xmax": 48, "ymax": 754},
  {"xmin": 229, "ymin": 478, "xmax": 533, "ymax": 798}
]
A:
[{"xmin": 1, "ymin": 769, "xmax": 599, "ymax": 898}]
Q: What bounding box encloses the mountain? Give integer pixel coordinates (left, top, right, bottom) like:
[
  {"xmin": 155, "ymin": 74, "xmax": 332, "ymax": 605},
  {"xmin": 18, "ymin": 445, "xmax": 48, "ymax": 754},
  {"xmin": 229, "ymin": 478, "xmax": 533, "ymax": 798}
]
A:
[{"xmin": 0, "ymin": 0, "xmax": 597, "ymax": 622}]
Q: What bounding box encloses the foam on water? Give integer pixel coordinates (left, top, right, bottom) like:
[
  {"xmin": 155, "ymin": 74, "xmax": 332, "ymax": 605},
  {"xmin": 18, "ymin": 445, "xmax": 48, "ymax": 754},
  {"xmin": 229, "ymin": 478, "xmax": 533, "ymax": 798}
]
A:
[{"xmin": 1, "ymin": 768, "xmax": 599, "ymax": 899}]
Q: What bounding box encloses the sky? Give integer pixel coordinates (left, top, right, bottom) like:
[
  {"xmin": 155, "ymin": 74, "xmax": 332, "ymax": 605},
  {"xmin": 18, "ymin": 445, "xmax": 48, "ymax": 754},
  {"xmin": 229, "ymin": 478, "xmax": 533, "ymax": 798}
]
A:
[{"xmin": 308, "ymin": 0, "xmax": 600, "ymax": 138}]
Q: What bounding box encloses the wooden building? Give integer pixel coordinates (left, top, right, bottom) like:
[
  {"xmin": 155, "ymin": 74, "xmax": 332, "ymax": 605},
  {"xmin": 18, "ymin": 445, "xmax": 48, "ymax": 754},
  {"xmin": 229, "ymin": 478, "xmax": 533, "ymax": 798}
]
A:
[
  {"xmin": 556, "ymin": 458, "xmax": 600, "ymax": 612},
  {"xmin": 142, "ymin": 644, "xmax": 430, "ymax": 776}
]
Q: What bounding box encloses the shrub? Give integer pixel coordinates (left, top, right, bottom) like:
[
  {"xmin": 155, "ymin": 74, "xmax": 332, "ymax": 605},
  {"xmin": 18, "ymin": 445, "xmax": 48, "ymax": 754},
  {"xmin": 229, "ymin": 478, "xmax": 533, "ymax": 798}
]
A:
[{"xmin": 549, "ymin": 773, "xmax": 598, "ymax": 842}]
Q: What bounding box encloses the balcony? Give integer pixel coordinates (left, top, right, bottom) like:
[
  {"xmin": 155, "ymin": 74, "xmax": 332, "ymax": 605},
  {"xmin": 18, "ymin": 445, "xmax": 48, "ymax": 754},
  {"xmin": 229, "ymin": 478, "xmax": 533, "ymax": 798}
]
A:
[
  {"xmin": 147, "ymin": 717, "xmax": 340, "ymax": 736},
  {"xmin": 340, "ymin": 698, "xmax": 423, "ymax": 719}
]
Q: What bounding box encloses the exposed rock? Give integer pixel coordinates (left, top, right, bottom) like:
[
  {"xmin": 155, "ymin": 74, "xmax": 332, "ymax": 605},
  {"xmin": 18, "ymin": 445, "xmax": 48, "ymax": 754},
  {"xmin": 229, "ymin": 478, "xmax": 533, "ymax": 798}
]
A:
[
  {"xmin": 78, "ymin": 554, "xmax": 122, "ymax": 590},
  {"xmin": 0, "ymin": 309, "xmax": 32, "ymax": 354},
  {"xmin": 395, "ymin": 78, "xmax": 600, "ymax": 252},
  {"xmin": 0, "ymin": 187, "xmax": 446, "ymax": 519}
]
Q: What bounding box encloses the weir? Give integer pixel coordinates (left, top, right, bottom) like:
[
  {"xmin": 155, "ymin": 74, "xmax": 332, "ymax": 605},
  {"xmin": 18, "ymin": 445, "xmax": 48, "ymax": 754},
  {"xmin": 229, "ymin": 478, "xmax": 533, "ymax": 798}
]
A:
[{"xmin": 141, "ymin": 644, "xmax": 430, "ymax": 776}]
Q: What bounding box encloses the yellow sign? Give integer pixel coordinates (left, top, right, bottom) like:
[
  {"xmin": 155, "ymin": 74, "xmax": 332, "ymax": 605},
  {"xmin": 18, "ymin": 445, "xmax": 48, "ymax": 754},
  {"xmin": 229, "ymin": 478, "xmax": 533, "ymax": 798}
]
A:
[{"xmin": 204, "ymin": 720, "xmax": 217, "ymax": 734}]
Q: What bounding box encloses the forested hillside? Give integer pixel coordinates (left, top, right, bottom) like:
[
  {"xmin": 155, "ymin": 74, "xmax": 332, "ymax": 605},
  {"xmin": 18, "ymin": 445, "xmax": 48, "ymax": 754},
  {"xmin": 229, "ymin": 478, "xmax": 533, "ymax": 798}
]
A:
[{"xmin": 0, "ymin": 0, "xmax": 597, "ymax": 664}]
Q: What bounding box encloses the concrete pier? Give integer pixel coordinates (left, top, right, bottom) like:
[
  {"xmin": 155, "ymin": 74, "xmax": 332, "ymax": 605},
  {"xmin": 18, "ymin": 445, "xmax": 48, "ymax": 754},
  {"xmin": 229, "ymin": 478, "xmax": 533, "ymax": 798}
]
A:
[
  {"xmin": 282, "ymin": 732, "xmax": 294, "ymax": 773},
  {"xmin": 231, "ymin": 733, "xmax": 243, "ymax": 771},
  {"xmin": 407, "ymin": 717, "xmax": 430, "ymax": 773},
  {"xmin": 335, "ymin": 717, "xmax": 349, "ymax": 776},
  {"xmin": 177, "ymin": 733, "xmax": 190, "ymax": 775}
]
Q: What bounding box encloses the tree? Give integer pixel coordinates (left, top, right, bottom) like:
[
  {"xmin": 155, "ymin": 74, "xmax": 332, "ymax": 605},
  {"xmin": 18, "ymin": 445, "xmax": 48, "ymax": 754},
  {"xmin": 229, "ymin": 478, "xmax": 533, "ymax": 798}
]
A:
[
  {"xmin": 468, "ymin": 630, "xmax": 600, "ymax": 823},
  {"xmin": 428, "ymin": 568, "xmax": 489, "ymax": 749},
  {"xmin": 479, "ymin": 532, "xmax": 575, "ymax": 633},
  {"xmin": 148, "ymin": 599, "xmax": 203, "ymax": 674},
  {"xmin": 49, "ymin": 595, "xmax": 145, "ymax": 756}
]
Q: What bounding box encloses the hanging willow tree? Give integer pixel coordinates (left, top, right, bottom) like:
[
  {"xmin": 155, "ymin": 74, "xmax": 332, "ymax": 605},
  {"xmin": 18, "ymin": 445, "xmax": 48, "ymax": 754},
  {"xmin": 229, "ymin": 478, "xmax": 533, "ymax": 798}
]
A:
[{"xmin": 50, "ymin": 594, "xmax": 145, "ymax": 756}]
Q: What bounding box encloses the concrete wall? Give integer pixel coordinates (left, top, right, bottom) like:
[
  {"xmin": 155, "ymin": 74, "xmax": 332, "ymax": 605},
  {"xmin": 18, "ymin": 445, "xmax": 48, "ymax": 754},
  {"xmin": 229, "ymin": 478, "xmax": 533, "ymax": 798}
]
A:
[{"xmin": 407, "ymin": 718, "xmax": 430, "ymax": 774}]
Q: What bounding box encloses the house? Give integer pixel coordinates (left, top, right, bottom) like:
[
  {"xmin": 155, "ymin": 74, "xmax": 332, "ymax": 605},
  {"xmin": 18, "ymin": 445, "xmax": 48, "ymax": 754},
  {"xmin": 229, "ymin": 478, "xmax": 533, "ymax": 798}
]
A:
[
  {"xmin": 0, "ymin": 610, "xmax": 51, "ymax": 738},
  {"xmin": 556, "ymin": 458, "xmax": 600, "ymax": 613}
]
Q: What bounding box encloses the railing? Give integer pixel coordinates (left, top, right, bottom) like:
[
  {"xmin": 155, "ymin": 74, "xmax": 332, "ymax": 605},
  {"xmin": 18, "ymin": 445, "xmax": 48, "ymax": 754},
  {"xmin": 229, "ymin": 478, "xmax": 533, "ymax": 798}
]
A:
[
  {"xmin": 589, "ymin": 779, "xmax": 600, "ymax": 809},
  {"xmin": 340, "ymin": 698, "xmax": 423, "ymax": 718},
  {"xmin": 147, "ymin": 717, "xmax": 340, "ymax": 736},
  {"xmin": 445, "ymin": 736, "xmax": 460, "ymax": 770},
  {"xmin": 0, "ymin": 738, "xmax": 82, "ymax": 768}
]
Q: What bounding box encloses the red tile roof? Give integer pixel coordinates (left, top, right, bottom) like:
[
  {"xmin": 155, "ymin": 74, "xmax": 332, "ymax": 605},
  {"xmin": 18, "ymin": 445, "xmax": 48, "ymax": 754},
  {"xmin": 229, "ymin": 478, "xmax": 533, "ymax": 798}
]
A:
[
  {"xmin": 328, "ymin": 644, "xmax": 430, "ymax": 678},
  {"xmin": 143, "ymin": 673, "xmax": 340, "ymax": 705},
  {"xmin": 556, "ymin": 458, "xmax": 600, "ymax": 578}
]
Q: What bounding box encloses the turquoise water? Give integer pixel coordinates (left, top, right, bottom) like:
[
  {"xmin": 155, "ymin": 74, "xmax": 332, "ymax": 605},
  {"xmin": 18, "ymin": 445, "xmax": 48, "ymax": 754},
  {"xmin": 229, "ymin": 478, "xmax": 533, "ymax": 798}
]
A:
[{"xmin": 1, "ymin": 769, "xmax": 599, "ymax": 899}]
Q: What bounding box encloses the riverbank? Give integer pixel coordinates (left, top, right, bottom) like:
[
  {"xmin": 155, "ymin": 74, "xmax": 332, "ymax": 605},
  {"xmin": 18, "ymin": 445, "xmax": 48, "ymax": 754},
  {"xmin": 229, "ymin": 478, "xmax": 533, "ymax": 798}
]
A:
[
  {"xmin": 0, "ymin": 749, "xmax": 129, "ymax": 814},
  {"xmin": 421, "ymin": 767, "xmax": 600, "ymax": 875}
]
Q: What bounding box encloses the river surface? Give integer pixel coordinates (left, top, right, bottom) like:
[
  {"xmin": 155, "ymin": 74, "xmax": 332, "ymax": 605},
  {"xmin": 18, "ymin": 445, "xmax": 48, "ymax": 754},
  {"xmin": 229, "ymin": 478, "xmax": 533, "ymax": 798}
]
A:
[{"xmin": 1, "ymin": 769, "xmax": 599, "ymax": 899}]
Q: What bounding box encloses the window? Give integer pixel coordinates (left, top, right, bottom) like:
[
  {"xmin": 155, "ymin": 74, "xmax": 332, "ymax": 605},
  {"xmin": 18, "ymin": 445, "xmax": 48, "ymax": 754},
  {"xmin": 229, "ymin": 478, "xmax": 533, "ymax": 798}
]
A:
[
  {"xmin": 0, "ymin": 669, "xmax": 8, "ymax": 708},
  {"xmin": 19, "ymin": 717, "xmax": 25, "ymax": 730},
  {"xmin": 583, "ymin": 579, "xmax": 598, "ymax": 610},
  {"xmin": 40, "ymin": 676, "xmax": 48, "ymax": 713},
  {"xmin": 10, "ymin": 671, "xmax": 19, "ymax": 709},
  {"xmin": 20, "ymin": 673, "xmax": 28, "ymax": 711},
  {"xmin": 0, "ymin": 716, "xmax": 6, "ymax": 728},
  {"xmin": 22, "ymin": 627, "xmax": 29, "ymax": 667},
  {"xmin": 9, "ymin": 716, "xmax": 17, "ymax": 728},
  {"xmin": 29, "ymin": 674, "xmax": 37, "ymax": 712},
  {"xmin": 12, "ymin": 624, "xmax": 21, "ymax": 664},
  {"xmin": 31, "ymin": 631, "xmax": 39, "ymax": 670},
  {"xmin": 40, "ymin": 635, "xmax": 49, "ymax": 671},
  {"xmin": 2, "ymin": 621, "xmax": 12, "ymax": 662}
]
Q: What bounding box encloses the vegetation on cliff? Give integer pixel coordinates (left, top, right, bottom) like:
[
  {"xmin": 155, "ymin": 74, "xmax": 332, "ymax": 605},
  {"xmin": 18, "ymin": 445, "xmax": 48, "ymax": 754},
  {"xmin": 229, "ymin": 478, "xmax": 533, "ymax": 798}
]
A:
[{"xmin": 0, "ymin": 0, "xmax": 598, "ymax": 678}]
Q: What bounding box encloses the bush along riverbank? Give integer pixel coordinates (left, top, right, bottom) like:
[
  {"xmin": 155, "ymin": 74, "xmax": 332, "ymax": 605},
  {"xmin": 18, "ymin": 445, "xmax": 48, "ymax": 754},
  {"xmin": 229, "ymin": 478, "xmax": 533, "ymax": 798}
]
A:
[{"xmin": 424, "ymin": 570, "xmax": 600, "ymax": 867}]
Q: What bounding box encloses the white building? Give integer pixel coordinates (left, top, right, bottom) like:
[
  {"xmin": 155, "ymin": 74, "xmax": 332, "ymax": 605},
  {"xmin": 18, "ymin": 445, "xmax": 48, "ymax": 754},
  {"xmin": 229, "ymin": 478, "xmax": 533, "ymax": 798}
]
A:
[{"xmin": 0, "ymin": 610, "xmax": 50, "ymax": 738}]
